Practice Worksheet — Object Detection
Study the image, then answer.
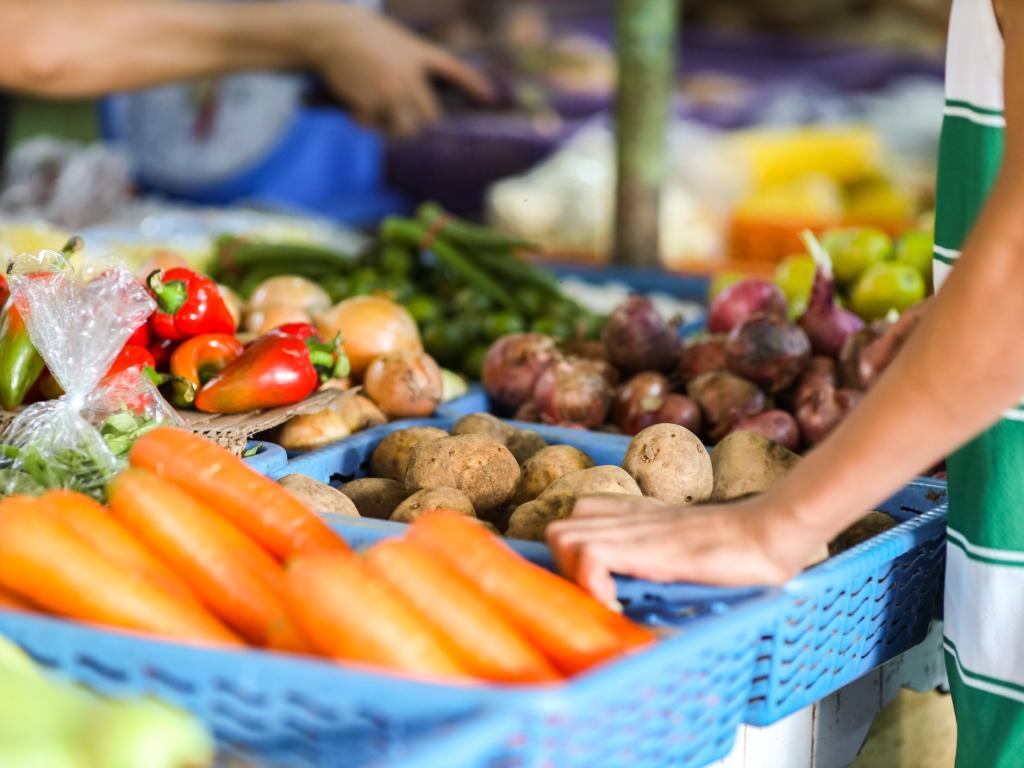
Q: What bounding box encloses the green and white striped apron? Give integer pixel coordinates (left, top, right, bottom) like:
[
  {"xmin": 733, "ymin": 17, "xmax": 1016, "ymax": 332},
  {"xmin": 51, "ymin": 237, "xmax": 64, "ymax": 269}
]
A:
[{"xmin": 935, "ymin": 1, "xmax": 1024, "ymax": 764}]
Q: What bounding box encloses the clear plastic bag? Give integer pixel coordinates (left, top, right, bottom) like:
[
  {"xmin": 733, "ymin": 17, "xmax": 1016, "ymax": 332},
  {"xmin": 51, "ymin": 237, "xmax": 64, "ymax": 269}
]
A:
[{"xmin": 0, "ymin": 248, "xmax": 180, "ymax": 500}]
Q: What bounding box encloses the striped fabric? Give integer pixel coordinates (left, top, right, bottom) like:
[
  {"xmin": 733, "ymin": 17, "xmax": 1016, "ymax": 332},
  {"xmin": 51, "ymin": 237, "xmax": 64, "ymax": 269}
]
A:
[{"xmin": 934, "ymin": 1, "xmax": 1024, "ymax": 765}]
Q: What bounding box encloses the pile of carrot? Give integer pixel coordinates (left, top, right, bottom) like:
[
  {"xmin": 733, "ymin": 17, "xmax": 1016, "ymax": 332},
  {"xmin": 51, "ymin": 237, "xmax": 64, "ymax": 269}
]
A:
[{"xmin": 0, "ymin": 427, "xmax": 654, "ymax": 683}]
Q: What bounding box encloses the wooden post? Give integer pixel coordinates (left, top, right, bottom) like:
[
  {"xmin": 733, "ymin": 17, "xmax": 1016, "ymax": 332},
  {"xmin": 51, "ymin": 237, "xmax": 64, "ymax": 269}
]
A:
[{"xmin": 613, "ymin": 0, "xmax": 677, "ymax": 268}]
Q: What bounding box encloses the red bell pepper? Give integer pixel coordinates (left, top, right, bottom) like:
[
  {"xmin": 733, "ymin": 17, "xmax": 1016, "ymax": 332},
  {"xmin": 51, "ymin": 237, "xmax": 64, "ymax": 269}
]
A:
[
  {"xmin": 167, "ymin": 334, "xmax": 244, "ymax": 408},
  {"xmin": 147, "ymin": 268, "xmax": 235, "ymax": 341},
  {"xmin": 194, "ymin": 333, "xmax": 348, "ymax": 414},
  {"xmin": 105, "ymin": 344, "xmax": 157, "ymax": 381},
  {"xmin": 126, "ymin": 322, "xmax": 151, "ymax": 349},
  {"xmin": 148, "ymin": 338, "xmax": 177, "ymax": 372},
  {"xmin": 0, "ymin": 274, "xmax": 9, "ymax": 310},
  {"xmin": 271, "ymin": 322, "xmax": 320, "ymax": 342}
]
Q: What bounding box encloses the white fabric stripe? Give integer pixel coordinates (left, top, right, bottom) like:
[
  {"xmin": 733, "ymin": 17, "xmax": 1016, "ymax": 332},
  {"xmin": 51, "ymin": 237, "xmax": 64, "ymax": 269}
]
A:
[
  {"xmin": 1001, "ymin": 409, "xmax": 1024, "ymax": 422},
  {"xmin": 944, "ymin": 0, "xmax": 1004, "ymax": 111},
  {"xmin": 943, "ymin": 105, "xmax": 1007, "ymax": 128},
  {"xmin": 948, "ymin": 528, "xmax": 1024, "ymax": 564},
  {"xmin": 933, "ymin": 244, "xmax": 961, "ymax": 259},
  {"xmin": 944, "ymin": 543, "xmax": 1024, "ymax": 690},
  {"xmin": 944, "ymin": 641, "xmax": 1024, "ymax": 704},
  {"xmin": 932, "ymin": 258, "xmax": 954, "ymax": 292}
]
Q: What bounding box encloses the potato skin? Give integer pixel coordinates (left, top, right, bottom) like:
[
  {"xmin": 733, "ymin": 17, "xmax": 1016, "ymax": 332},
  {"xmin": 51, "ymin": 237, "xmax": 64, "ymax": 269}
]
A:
[
  {"xmin": 405, "ymin": 435, "xmax": 521, "ymax": 512},
  {"xmin": 709, "ymin": 430, "xmax": 799, "ymax": 502},
  {"xmin": 505, "ymin": 467, "xmax": 642, "ymax": 541},
  {"xmin": 453, "ymin": 412, "xmax": 547, "ymax": 464},
  {"xmin": 513, "ymin": 445, "xmax": 596, "ymax": 505},
  {"xmin": 369, "ymin": 427, "xmax": 449, "ymax": 481},
  {"xmin": 392, "ymin": 487, "xmax": 475, "ymax": 524},
  {"xmin": 279, "ymin": 475, "xmax": 359, "ymax": 518},
  {"xmin": 622, "ymin": 424, "xmax": 712, "ymax": 505},
  {"xmin": 338, "ymin": 478, "xmax": 410, "ymax": 520},
  {"xmin": 829, "ymin": 511, "xmax": 897, "ymax": 555}
]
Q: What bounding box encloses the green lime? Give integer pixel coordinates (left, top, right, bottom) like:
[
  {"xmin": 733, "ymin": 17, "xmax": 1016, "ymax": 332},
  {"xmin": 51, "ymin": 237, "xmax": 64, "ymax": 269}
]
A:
[
  {"xmin": 483, "ymin": 312, "xmax": 526, "ymax": 340},
  {"xmin": 405, "ymin": 295, "xmax": 443, "ymax": 325},
  {"xmin": 452, "ymin": 288, "xmax": 493, "ymax": 314},
  {"xmin": 893, "ymin": 230, "xmax": 934, "ymax": 288},
  {"xmin": 460, "ymin": 345, "xmax": 491, "ymax": 380},
  {"xmin": 788, "ymin": 294, "xmax": 808, "ymax": 320},
  {"xmin": 775, "ymin": 253, "xmax": 816, "ymax": 306},
  {"xmin": 709, "ymin": 271, "xmax": 747, "ymax": 300},
  {"xmin": 851, "ymin": 262, "xmax": 926, "ymax": 321},
  {"xmin": 531, "ymin": 316, "xmax": 573, "ymax": 339},
  {"xmin": 822, "ymin": 227, "xmax": 892, "ymax": 287}
]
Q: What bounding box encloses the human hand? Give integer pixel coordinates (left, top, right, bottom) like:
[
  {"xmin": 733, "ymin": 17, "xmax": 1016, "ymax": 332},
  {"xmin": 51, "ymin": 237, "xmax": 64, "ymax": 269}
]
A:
[
  {"xmin": 546, "ymin": 493, "xmax": 826, "ymax": 606},
  {"xmin": 303, "ymin": 3, "xmax": 492, "ymax": 137}
]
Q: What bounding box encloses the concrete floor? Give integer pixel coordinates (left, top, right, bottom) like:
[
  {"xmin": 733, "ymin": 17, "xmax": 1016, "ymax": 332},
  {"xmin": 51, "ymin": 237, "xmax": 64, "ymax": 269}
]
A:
[{"xmin": 851, "ymin": 690, "xmax": 957, "ymax": 768}]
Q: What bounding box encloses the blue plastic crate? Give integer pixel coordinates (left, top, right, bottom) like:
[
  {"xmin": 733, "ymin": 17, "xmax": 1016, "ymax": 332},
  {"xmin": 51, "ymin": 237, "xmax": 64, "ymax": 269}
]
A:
[
  {"xmin": 0, "ymin": 517, "xmax": 779, "ymax": 768},
  {"xmin": 746, "ymin": 478, "xmax": 948, "ymax": 725},
  {"xmin": 285, "ymin": 415, "xmax": 949, "ymax": 724},
  {"xmin": 241, "ymin": 440, "xmax": 288, "ymax": 477},
  {"xmin": 367, "ymin": 713, "xmax": 522, "ymax": 768}
]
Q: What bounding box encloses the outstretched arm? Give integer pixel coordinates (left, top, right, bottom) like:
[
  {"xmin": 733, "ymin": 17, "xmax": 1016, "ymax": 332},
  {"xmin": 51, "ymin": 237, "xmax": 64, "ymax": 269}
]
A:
[
  {"xmin": 0, "ymin": 0, "xmax": 490, "ymax": 135},
  {"xmin": 548, "ymin": 1, "xmax": 1024, "ymax": 604}
]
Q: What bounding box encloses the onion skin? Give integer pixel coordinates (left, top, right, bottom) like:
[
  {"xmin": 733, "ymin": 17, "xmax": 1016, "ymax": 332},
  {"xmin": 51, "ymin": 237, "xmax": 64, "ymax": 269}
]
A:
[
  {"xmin": 708, "ymin": 279, "xmax": 788, "ymax": 334},
  {"xmin": 730, "ymin": 410, "xmax": 801, "ymax": 452},
  {"xmin": 792, "ymin": 356, "xmax": 838, "ymax": 411},
  {"xmin": 482, "ymin": 333, "xmax": 558, "ymax": 411},
  {"xmin": 514, "ymin": 401, "xmax": 542, "ymax": 422},
  {"xmin": 532, "ymin": 357, "xmax": 612, "ymax": 428},
  {"xmin": 363, "ymin": 351, "xmax": 443, "ymax": 419},
  {"xmin": 653, "ymin": 393, "xmax": 702, "ymax": 436},
  {"xmin": 677, "ymin": 335, "xmax": 728, "ymax": 384},
  {"xmin": 798, "ymin": 267, "xmax": 863, "ymax": 358},
  {"xmin": 601, "ymin": 295, "xmax": 679, "ymax": 373},
  {"xmin": 317, "ymin": 296, "xmax": 422, "ymax": 380},
  {"xmin": 611, "ymin": 372, "xmax": 671, "ymax": 432},
  {"xmin": 687, "ymin": 371, "xmax": 767, "ymax": 442},
  {"xmin": 838, "ymin": 300, "xmax": 929, "ymax": 390},
  {"xmin": 796, "ymin": 384, "xmax": 864, "ymax": 446},
  {"xmin": 725, "ymin": 314, "xmax": 811, "ymax": 393}
]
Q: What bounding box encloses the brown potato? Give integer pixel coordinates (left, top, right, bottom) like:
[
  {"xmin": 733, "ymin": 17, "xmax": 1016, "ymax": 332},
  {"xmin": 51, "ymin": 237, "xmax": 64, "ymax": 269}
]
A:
[
  {"xmin": 391, "ymin": 487, "xmax": 475, "ymax": 524},
  {"xmin": 369, "ymin": 427, "xmax": 450, "ymax": 481},
  {"xmin": 452, "ymin": 412, "xmax": 547, "ymax": 464},
  {"xmin": 710, "ymin": 430, "xmax": 799, "ymax": 502},
  {"xmin": 506, "ymin": 497, "xmax": 572, "ymax": 540},
  {"xmin": 505, "ymin": 430, "xmax": 548, "ymax": 464},
  {"xmin": 405, "ymin": 435, "xmax": 521, "ymax": 512},
  {"xmin": 829, "ymin": 511, "xmax": 898, "ymax": 555},
  {"xmin": 279, "ymin": 475, "xmax": 359, "ymax": 518},
  {"xmin": 622, "ymin": 424, "xmax": 713, "ymax": 505},
  {"xmin": 277, "ymin": 392, "xmax": 386, "ymax": 451},
  {"xmin": 513, "ymin": 445, "xmax": 596, "ymax": 505},
  {"xmin": 338, "ymin": 478, "xmax": 410, "ymax": 520},
  {"xmin": 505, "ymin": 474, "xmax": 646, "ymax": 541}
]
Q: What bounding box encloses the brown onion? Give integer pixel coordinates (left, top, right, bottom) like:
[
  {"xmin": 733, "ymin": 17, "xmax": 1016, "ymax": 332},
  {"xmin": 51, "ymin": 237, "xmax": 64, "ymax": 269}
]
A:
[
  {"xmin": 532, "ymin": 357, "xmax": 613, "ymax": 428},
  {"xmin": 482, "ymin": 333, "xmax": 558, "ymax": 411},
  {"xmin": 601, "ymin": 295, "xmax": 679, "ymax": 373},
  {"xmin": 363, "ymin": 350, "xmax": 443, "ymax": 418}
]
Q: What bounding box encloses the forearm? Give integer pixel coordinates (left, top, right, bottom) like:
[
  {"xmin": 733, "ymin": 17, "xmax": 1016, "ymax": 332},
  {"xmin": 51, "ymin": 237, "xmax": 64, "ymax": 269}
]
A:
[
  {"xmin": 774, "ymin": 170, "xmax": 1024, "ymax": 539},
  {"xmin": 0, "ymin": 0, "xmax": 334, "ymax": 97}
]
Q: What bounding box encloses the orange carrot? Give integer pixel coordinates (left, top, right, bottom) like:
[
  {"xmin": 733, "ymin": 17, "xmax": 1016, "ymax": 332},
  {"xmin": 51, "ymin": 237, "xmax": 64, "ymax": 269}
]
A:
[
  {"xmin": 128, "ymin": 427, "xmax": 347, "ymax": 559},
  {"xmin": 365, "ymin": 539, "xmax": 561, "ymax": 684},
  {"xmin": 0, "ymin": 586, "xmax": 36, "ymax": 612},
  {"xmin": 41, "ymin": 489, "xmax": 200, "ymax": 607},
  {"xmin": 286, "ymin": 552, "xmax": 468, "ymax": 679},
  {"xmin": 408, "ymin": 512, "xmax": 655, "ymax": 675},
  {"xmin": 0, "ymin": 496, "xmax": 240, "ymax": 646},
  {"xmin": 108, "ymin": 469, "xmax": 308, "ymax": 652}
]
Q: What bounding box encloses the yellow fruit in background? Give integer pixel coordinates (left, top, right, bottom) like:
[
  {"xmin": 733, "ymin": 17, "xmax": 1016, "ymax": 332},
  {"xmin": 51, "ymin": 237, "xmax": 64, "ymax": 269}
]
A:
[
  {"xmin": 844, "ymin": 179, "xmax": 915, "ymax": 224},
  {"xmin": 851, "ymin": 262, "xmax": 926, "ymax": 321},
  {"xmin": 730, "ymin": 127, "xmax": 882, "ymax": 187},
  {"xmin": 735, "ymin": 175, "xmax": 844, "ymax": 220},
  {"xmin": 708, "ymin": 271, "xmax": 747, "ymax": 300},
  {"xmin": 774, "ymin": 253, "xmax": 816, "ymax": 306}
]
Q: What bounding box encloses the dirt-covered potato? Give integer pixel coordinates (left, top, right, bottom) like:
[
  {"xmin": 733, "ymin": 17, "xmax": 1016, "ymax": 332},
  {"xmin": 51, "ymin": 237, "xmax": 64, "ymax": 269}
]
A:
[
  {"xmin": 392, "ymin": 487, "xmax": 475, "ymax": 524},
  {"xmin": 369, "ymin": 427, "xmax": 449, "ymax": 481},
  {"xmin": 804, "ymin": 544, "xmax": 830, "ymax": 569},
  {"xmin": 505, "ymin": 430, "xmax": 547, "ymax": 464},
  {"xmin": 279, "ymin": 475, "xmax": 359, "ymax": 517},
  {"xmin": 452, "ymin": 412, "xmax": 547, "ymax": 464},
  {"xmin": 405, "ymin": 435, "xmax": 521, "ymax": 512},
  {"xmin": 829, "ymin": 511, "xmax": 897, "ymax": 555},
  {"xmin": 710, "ymin": 430, "xmax": 800, "ymax": 502},
  {"xmin": 506, "ymin": 466, "xmax": 643, "ymax": 541},
  {"xmin": 622, "ymin": 424, "xmax": 712, "ymax": 505},
  {"xmin": 513, "ymin": 445, "xmax": 596, "ymax": 505},
  {"xmin": 338, "ymin": 478, "xmax": 410, "ymax": 520}
]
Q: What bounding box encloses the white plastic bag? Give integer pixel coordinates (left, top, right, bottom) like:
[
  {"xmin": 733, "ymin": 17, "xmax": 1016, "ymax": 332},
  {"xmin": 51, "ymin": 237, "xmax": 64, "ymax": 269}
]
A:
[{"xmin": 0, "ymin": 248, "xmax": 180, "ymax": 499}]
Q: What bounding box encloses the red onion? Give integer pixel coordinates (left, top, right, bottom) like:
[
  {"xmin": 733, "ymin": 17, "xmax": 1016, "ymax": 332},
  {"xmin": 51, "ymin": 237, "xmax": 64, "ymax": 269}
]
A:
[
  {"xmin": 725, "ymin": 314, "xmax": 811, "ymax": 393},
  {"xmin": 839, "ymin": 299, "xmax": 929, "ymax": 390},
  {"xmin": 611, "ymin": 372, "xmax": 671, "ymax": 433},
  {"xmin": 653, "ymin": 393, "xmax": 703, "ymax": 435},
  {"xmin": 532, "ymin": 357, "xmax": 613, "ymax": 428},
  {"xmin": 796, "ymin": 385, "xmax": 863, "ymax": 446},
  {"xmin": 797, "ymin": 232, "xmax": 864, "ymax": 358},
  {"xmin": 708, "ymin": 279, "xmax": 788, "ymax": 334},
  {"xmin": 676, "ymin": 334, "xmax": 728, "ymax": 384},
  {"xmin": 601, "ymin": 295, "xmax": 679, "ymax": 373},
  {"xmin": 730, "ymin": 410, "xmax": 801, "ymax": 451},
  {"xmin": 687, "ymin": 371, "xmax": 767, "ymax": 441},
  {"xmin": 482, "ymin": 333, "xmax": 557, "ymax": 410},
  {"xmin": 514, "ymin": 400, "xmax": 541, "ymax": 422}
]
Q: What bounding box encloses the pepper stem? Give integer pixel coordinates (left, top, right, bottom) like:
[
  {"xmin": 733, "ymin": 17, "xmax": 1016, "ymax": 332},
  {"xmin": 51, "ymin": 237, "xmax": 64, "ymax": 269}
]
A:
[
  {"xmin": 147, "ymin": 270, "xmax": 188, "ymax": 315},
  {"xmin": 306, "ymin": 334, "xmax": 349, "ymax": 382}
]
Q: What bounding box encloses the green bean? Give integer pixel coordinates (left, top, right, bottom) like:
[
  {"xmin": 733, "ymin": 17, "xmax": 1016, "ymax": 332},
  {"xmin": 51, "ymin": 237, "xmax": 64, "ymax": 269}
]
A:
[{"xmin": 415, "ymin": 203, "xmax": 534, "ymax": 251}]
